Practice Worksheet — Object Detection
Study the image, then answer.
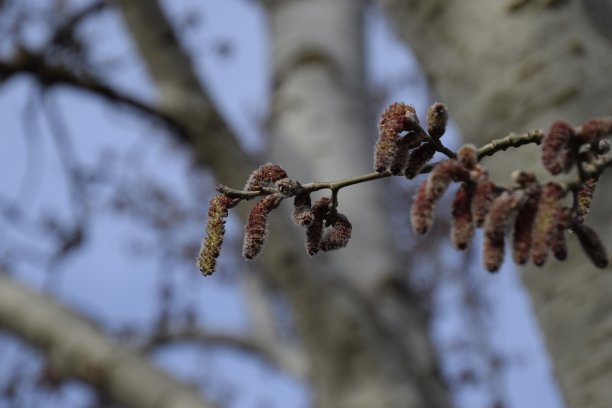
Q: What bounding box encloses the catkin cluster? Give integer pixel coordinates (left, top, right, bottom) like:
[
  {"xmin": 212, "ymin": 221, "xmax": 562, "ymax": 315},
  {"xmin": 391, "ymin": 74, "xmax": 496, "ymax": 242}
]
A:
[
  {"xmin": 374, "ymin": 102, "xmax": 448, "ymax": 178},
  {"xmin": 197, "ymin": 102, "xmax": 612, "ymax": 276},
  {"xmin": 410, "ymin": 116, "xmax": 612, "ymax": 272},
  {"xmin": 197, "ymin": 163, "xmax": 352, "ymax": 276}
]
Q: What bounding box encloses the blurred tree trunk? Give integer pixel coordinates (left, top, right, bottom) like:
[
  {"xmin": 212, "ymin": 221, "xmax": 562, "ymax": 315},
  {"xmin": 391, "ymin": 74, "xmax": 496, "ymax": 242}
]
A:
[
  {"xmin": 380, "ymin": 1, "xmax": 612, "ymax": 407},
  {"xmin": 261, "ymin": 1, "xmax": 450, "ymax": 407}
]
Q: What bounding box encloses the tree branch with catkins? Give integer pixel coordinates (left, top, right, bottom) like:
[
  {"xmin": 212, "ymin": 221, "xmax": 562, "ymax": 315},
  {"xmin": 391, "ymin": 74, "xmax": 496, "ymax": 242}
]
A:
[{"xmin": 197, "ymin": 102, "xmax": 612, "ymax": 275}]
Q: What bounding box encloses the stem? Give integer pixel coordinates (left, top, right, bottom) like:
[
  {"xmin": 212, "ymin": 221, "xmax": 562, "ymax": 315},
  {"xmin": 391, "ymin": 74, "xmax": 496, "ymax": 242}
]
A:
[{"xmin": 214, "ymin": 128, "xmax": 589, "ymax": 202}]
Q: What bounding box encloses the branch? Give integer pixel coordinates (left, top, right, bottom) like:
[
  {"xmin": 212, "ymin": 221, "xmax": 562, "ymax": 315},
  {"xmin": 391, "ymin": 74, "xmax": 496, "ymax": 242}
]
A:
[
  {"xmin": 139, "ymin": 327, "xmax": 308, "ymax": 380},
  {"xmin": 0, "ymin": 49, "xmax": 184, "ymax": 135},
  {"xmin": 216, "ymin": 130, "xmax": 546, "ymax": 200},
  {"xmin": 0, "ymin": 273, "xmax": 216, "ymax": 408}
]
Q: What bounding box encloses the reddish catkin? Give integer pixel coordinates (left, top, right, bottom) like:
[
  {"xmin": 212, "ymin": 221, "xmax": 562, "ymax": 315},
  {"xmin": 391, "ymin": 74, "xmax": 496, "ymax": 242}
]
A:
[
  {"xmin": 426, "ymin": 102, "xmax": 448, "ymax": 139},
  {"xmin": 306, "ymin": 197, "xmax": 331, "ymax": 255},
  {"xmin": 374, "ymin": 103, "xmax": 421, "ymax": 173},
  {"xmin": 551, "ymin": 207, "xmax": 571, "ymax": 261},
  {"xmin": 451, "ymin": 184, "xmax": 475, "ymax": 250},
  {"xmin": 411, "ymin": 182, "xmax": 435, "ymax": 235},
  {"xmin": 576, "ymin": 118, "xmax": 612, "ymax": 144},
  {"xmin": 531, "ymin": 182, "xmax": 563, "ymax": 266},
  {"xmin": 292, "ymin": 193, "xmax": 314, "ymax": 226},
  {"xmin": 472, "ymin": 179, "xmax": 497, "ymax": 228},
  {"xmin": 320, "ymin": 213, "xmax": 353, "ymax": 252},
  {"xmin": 512, "ymin": 189, "xmax": 541, "ymax": 265},
  {"xmin": 404, "ymin": 142, "xmax": 437, "ymax": 179},
  {"xmin": 483, "ymin": 192, "xmax": 519, "ymax": 272},
  {"xmin": 243, "ymin": 194, "xmax": 283, "ymax": 260},
  {"xmin": 245, "ymin": 163, "xmax": 288, "ymax": 191},
  {"xmin": 425, "ymin": 160, "xmax": 470, "ymax": 202},
  {"xmin": 574, "ymin": 224, "xmax": 609, "ymax": 268},
  {"xmin": 577, "ymin": 175, "xmax": 599, "ymax": 220},
  {"xmin": 275, "ymin": 178, "xmax": 302, "ymax": 196},
  {"xmin": 541, "ymin": 121, "xmax": 576, "ymax": 175},
  {"xmin": 457, "ymin": 144, "xmax": 478, "ymax": 169},
  {"xmin": 197, "ymin": 195, "xmax": 239, "ymax": 276}
]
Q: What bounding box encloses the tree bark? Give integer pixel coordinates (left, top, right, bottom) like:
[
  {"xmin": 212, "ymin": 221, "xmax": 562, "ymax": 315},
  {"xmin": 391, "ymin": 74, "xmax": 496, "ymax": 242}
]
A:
[
  {"xmin": 266, "ymin": 1, "xmax": 450, "ymax": 407},
  {"xmin": 379, "ymin": 1, "xmax": 612, "ymax": 407},
  {"xmin": 0, "ymin": 274, "xmax": 216, "ymax": 408}
]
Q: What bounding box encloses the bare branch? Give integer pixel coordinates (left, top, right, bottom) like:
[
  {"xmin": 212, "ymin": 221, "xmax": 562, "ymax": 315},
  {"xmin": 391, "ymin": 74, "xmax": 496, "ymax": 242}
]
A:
[{"xmin": 0, "ymin": 273, "xmax": 216, "ymax": 408}]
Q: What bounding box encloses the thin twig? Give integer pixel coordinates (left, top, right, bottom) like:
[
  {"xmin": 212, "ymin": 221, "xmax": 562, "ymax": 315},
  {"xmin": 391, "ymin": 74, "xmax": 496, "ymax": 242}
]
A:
[{"xmin": 215, "ymin": 130, "xmax": 549, "ymax": 201}]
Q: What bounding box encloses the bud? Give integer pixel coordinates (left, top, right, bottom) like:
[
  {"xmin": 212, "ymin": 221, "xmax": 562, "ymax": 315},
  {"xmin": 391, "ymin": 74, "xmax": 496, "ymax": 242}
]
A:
[
  {"xmin": 275, "ymin": 178, "xmax": 302, "ymax": 196},
  {"xmin": 197, "ymin": 195, "xmax": 239, "ymax": 276},
  {"xmin": 451, "ymin": 184, "xmax": 475, "ymax": 250},
  {"xmin": 426, "ymin": 102, "xmax": 448, "ymax": 139},
  {"xmin": 243, "ymin": 194, "xmax": 283, "ymax": 260},
  {"xmin": 306, "ymin": 196, "xmax": 331, "ymax": 255},
  {"xmin": 404, "ymin": 142, "xmax": 437, "ymax": 179},
  {"xmin": 411, "ymin": 182, "xmax": 435, "ymax": 235},
  {"xmin": 292, "ymin": 193, "xmax": 314, "ymax": 226},
  {"xmin": 574, "ymin": 224, "xmax": 608, "ymax": 268},
  {"xmin": 457, "ymin": 144, "xmax": 478, "ymax": 169},
  {"xmin": 245, "ymin": 163, "xmax": 288, "ymax": 191},
  {"xmin": 541, "ymin": 121, "xmax": 576, "ymax": 175},
  {"xmin": 320, "ymin": 213, "xmax": 352, "ymax": 252},
  {"xmin": 531, "ymin": 182, "xmax": 563, "ymax": 266}
]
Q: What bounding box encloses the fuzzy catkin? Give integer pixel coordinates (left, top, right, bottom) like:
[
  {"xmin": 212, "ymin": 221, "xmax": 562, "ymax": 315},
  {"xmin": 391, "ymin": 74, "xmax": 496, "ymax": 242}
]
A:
[
  {"xmin": 574, "ymin": 224, "xmax": 609, "ymax": 268},
  {"xmin": 320, "ymin": 213, "xmax": 352, "ymax": 252},
  {"xmin": 245, "ymin": 163, "xmax": 288, "ymax": 191},
  {"xmin": 243, "ymin": 194, "xmax": 283, "ymax": 260},
  {"xmin": 411, "ymin": 182, "xmax": 435, "ymax": 235},
  {"xmin": 512, "ymin": 189, "xmax": 540, "ymax": 265},
  {"xmin": 292, "ymin": 193, "xmax": 314, "ymax": 226},
  {"xmin": 482, "ymin": 192, "xmax": 519, "ymax": 272},
  {"xmin": 472, "ymin": 179, "xmax": 497, "ymax": 228},
  {"xmin": 425, "ymin": 160, "xmax": 470, "ymax": 202},
  {"xmin": 374, "ymin": 103, "xmax": 421, "ymax": 173},
  {"xmin": 531, "ymin": 182, "xmax": 563, "ymax": 266},
  {"xmin": 306, "ymin": 197, "xmax": 331, "ymax": 255},
  {"xmin": 197, "ymin": 195, "xmax": 239, "ymax": 275},
  {"xmin": 451, "ymin": 184, "xmax": 475, "ymax": 250},
  {"xmin": 541, "ymin": 121, "xmax": 576, "ymax": 175},
  {"xmin": 577, "ymin": 175, "xmax": 599, "ymax": 220}
]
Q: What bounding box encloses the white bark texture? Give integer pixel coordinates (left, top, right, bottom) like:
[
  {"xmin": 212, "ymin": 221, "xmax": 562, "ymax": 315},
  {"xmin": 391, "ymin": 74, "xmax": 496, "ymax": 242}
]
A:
[
  {"xmin": 266, "ymin": 1, "xmax": 450, "ymax": 407},
  {"xmin": 379, "ymin": 1, "xmax": 612, "ymax": 407},
  {"xmin": 0, "ymin": 274, "xmax": 215, "ymax": 408}
]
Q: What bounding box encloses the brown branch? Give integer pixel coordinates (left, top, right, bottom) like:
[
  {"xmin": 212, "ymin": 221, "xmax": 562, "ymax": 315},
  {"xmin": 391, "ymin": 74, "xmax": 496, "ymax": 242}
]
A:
[
  {"xmin": 0, "ymin": 273, "xmax": 216, "ymax": 408},
  {"xmin": 215, "ymin": 130, "xmax": 549, "ymax": 200},
  {"xmin": 0, "ymin": 49, "xmax": 185, "ymax": 137}
]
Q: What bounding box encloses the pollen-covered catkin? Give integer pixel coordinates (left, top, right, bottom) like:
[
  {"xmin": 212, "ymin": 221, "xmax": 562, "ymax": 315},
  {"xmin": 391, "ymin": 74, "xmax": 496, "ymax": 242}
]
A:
[
  {"xmin": 451, "ymin": 184, "xmax": 475, "ymax": 250},
  {"xmin": 374, "ymin": 103, "xmax": 421, "ymax": 173},
  {"xmin": 245, "ymin": 163, "xmax": 288, "ymax": 191},
  {"xmin": 541, "ymin": 121, "xmax": 576, "ymax": 175},
  {"xmin": 551, "ymin": 207, "xmax": 571, "ymax": 261},
  {"xmin": 577, "ymin": 175, "xmax": 599, "ymax": 220},
  {"xmin": 531, "ymin": 182, "xmax": 563, "ymax": 266},
  {"xmin": 425, "ymin": 160, "xmax": 470, "ymax": 202},
  {"xmin": 512, "ymin": 189, "xmax": 540, "ymax": 265},
  {"xmin": 306, "ymin": 196, "xmax": 331, "ymax": 255},
  {"xmin": 483, "ymin": 192, "xmax": 519, "ymax": 272},
  {"xmin": 197, "ymin": 195, "xmax": 239, "ymax": 275},
  {"xmin": 574, "ymin": 224, "xmax": 609, "ymax": 268},
  {"xmin": 320, "ymin": 213, "xmax": 352, "ymax": 252},
  {"xmin": 243, "ymin": 194, "xmax": 283, "ymax": 260},
  {"xmin": 411, "ymin": 182, "xmax": 435, "ymax": 235}
]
